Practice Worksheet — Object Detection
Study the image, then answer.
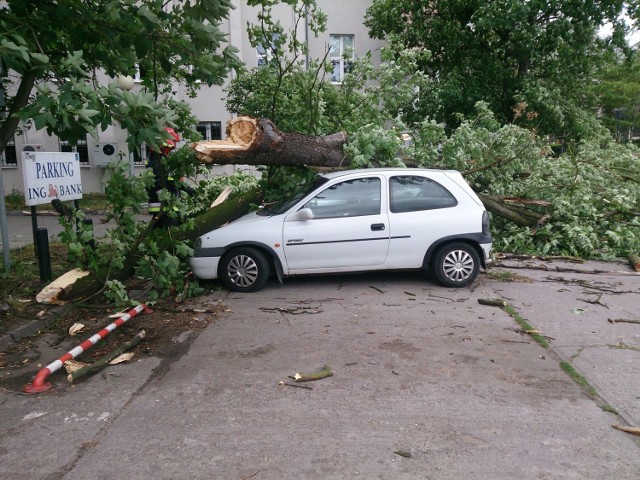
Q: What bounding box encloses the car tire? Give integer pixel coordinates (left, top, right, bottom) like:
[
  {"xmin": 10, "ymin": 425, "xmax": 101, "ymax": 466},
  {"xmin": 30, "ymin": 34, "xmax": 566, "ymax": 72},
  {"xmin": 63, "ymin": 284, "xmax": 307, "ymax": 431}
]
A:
[
  {"xmin": 220, "ymin": 247, "xmax": 270, "ymax": 292},
  {"xmin": 433, "ymin": 242, "xmax": 480, "ymax": 288}
]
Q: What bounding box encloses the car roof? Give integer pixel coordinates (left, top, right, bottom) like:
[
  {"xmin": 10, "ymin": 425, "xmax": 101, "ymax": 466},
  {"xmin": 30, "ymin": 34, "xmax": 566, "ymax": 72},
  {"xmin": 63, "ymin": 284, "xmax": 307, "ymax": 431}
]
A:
[{"xmin": 319, "ymin": 168, "xmax": 458, "ymax": 180}]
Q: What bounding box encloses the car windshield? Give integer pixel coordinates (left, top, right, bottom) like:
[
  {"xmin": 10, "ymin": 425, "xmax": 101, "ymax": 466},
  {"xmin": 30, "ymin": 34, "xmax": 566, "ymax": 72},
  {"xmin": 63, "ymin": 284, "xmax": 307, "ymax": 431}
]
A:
[{"xmin": 257, "ymin": 176, "xmax": 329, "ymax": 216}]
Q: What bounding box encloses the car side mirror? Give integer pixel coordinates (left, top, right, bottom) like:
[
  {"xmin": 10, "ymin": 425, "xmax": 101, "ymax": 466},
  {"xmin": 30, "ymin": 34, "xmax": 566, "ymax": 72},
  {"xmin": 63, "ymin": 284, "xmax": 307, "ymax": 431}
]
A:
[{"xmin": 287, "ymin": 208, "xmax": 314, "ymax": 222}]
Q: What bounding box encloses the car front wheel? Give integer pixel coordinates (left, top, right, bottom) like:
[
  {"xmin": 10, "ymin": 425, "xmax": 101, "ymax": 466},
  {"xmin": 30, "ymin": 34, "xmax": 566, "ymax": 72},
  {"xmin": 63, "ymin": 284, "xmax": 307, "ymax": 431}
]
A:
[
  {"xmin": 433, "ymin": 243, "xmax": 480, "ymax": 288},
  {"xmin": 220, "ymin": 247, "xmax": 270, "ymax": 292}
]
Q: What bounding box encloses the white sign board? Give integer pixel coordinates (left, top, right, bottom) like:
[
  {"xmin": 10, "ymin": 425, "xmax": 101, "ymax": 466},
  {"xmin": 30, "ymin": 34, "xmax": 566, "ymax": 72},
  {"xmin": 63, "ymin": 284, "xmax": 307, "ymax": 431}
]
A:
[{"xmin": 22, "ymin": 152, "xmax": 83, "ymax": 206}]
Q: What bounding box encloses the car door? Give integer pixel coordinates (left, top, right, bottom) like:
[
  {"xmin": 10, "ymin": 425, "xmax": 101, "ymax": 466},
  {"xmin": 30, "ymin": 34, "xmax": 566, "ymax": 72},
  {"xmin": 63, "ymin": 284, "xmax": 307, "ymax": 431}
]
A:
[{"xmin": 283, "ymin": 176, "xmax": 390, "ymax": 271}]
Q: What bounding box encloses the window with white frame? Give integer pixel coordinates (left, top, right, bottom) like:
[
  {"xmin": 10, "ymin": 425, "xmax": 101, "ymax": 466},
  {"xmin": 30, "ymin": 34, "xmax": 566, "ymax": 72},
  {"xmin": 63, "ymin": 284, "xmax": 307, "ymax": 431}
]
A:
[
  {"xmin": 1, "ymin": 136, "xmax": 17, "ymax": 167},
  {"xmin": 329, "ymin": 34, "xmax": 354, "ymax": 83},
  {"xmin": 196, "ymin": 121, "xmax": 222, "ymax": 141},
  {"xmin": 59, "ymin": 138, "xmax": 90, "ymax": 165}
]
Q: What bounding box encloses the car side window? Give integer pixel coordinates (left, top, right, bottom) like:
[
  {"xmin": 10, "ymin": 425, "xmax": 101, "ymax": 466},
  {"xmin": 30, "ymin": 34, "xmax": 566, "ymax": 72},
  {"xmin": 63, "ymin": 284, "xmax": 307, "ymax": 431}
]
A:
[
  {"xmin": 303, "ymin": 177, "xmax": 381, "ymax": 219},
  {"xmin": 389, "ymin": 175, "xmax": 457, "ymax": 213}
]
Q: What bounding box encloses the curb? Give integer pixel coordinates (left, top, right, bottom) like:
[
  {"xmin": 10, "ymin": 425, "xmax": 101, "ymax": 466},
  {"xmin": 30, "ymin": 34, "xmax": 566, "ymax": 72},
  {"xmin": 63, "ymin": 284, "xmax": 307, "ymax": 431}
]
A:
[{"xmin": 0, "ymin": 306, "xmax": 66, "ymax": 353}]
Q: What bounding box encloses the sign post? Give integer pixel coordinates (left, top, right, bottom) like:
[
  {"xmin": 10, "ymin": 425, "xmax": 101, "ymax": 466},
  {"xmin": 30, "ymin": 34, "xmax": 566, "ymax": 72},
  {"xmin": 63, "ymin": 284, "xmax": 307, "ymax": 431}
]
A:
[{"xmin": 21, "ymin": 152, "xmax": 83, "ymax": 277}]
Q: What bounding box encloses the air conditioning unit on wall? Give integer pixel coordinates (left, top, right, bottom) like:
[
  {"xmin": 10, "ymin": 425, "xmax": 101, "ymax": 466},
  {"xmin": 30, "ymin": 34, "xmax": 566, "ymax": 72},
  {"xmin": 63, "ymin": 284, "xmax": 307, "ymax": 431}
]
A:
[
  {"xmin": 22, "ymin": 144, "xmax": 43, "ymax": 153},
  {"xmin": 93, "ymin": 142, "xmax": 118, "ymax": 166}
]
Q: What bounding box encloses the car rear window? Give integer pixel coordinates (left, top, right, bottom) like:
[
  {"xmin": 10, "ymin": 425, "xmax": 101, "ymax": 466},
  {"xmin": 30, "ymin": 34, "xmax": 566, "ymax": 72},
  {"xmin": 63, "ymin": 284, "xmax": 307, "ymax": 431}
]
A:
[{"xmin": 389, "ymin": 175, "xmax": 457, "ymax": 213}]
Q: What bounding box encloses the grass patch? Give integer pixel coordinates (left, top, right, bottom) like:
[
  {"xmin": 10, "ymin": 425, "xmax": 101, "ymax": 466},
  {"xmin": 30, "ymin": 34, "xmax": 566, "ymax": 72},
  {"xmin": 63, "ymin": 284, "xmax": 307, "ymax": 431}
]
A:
[
  {"xmin": 502, "ymin": 303, "xmax": 550, "ymax": 348},
  {"xmin": 560, "ymin": 360, "xmax": 598, "ymax": 398},
  {"xmin": 599, "ymin": 403, "xmax": 618, "ymax": 414}
]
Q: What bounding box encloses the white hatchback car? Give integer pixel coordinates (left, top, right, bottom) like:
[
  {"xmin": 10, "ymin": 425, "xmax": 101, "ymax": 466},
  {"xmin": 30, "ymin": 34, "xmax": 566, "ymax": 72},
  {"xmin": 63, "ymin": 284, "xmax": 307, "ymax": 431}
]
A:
[{"xmin": 190, "ymin": 168, "xmax": 492, "ymax": 292}]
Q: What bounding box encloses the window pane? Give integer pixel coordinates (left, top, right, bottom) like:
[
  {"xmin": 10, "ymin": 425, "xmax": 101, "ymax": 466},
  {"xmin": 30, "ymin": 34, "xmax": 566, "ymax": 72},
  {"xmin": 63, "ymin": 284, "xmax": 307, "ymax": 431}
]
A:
[
  {"xmin": 210, "ymin": 122, "xmax": 222, "ymax": 140},
  {"xmin": 390, "ymin": 176, "xmax": 457, "ymax": 213},
  {"xmin": 331, "ymin": 60, "xmax": 341, "ymax": 82},
  {"xmin": 343, "ymin": 36, "xmax": 353, "ymax": 53},
  {"xmin": 2, "ymin": 140, "xmax": 17, "ymax": 166},
  {"xmin": 76, "ymin": 143, "xmax": 89, "ymax": 164},
  {"xmin": 329, "ymin": 35, "xmax": 340, "ymax": 57},
  {"xmin": 305, "ymin": 178, "xmax": 380, "ymax": 218}
]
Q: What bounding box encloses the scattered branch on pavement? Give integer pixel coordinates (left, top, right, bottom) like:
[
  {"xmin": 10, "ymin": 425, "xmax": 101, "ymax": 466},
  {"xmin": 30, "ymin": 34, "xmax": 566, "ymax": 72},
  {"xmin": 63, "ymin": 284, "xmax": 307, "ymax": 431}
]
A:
[
  {"xmin": 608, "ymin": 318, "xmax": 640, "ymax": 325},
  {"xmin": 612, "ymin": 424, "xmax": 640, "ymax": 436},
  {"xmin": 496, "ymin": 253, "xmax": 584, "ymax": 263},
  {"xmin": 478, "ymin": 298, "xmax": 507, "ymax": 307},
  {"xmin": 259, "ymin": 306, "xmax": 323, "ymax": 315},
  {"xmin": 578, "ymin": 294, "xmax": 609, "ymax": 308},
  {"xmin": 493, "ymin": 262, "xmax": 640, "ymax": 276},
  {"xmin": 291, "ymin": 365, "xmax": 333, "ymax": 382},
  {"xmin": 67, "ymin": 330, "xmax": 146, "ymax": 382}
]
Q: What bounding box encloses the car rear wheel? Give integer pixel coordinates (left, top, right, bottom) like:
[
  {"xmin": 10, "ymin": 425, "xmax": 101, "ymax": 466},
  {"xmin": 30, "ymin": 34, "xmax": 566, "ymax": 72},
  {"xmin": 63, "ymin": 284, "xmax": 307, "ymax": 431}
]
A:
[
  {"xmin": 220, "ymin": 247, "xmax": 270, "ymax": 292},
  {"xmin": 433, "ymin": 243, "xmax": 480, "ymax": 288}
]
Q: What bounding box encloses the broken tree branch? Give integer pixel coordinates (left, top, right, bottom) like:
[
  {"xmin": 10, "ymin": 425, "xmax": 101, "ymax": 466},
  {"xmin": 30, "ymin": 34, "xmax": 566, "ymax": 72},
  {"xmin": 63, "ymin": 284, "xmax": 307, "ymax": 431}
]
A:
[
  {"xmin": 478, "ymin": 193, "xmax": 546, "ymax": 227},
  {"xmin": 67, "ymin": 330, "xmax": 146, "ymax": 382},
  {"xmin": 608, "ymin": 318, "xmax": 640, "ymax": 325},
  {"xmin": 478, "ymin": 298, "xmax": 508, "ymax": 307},
  {"xmin": 55, "ymin": 189, "xmax": 262, "ymax": 303},
  {"xmin": 293, "ymin": 365, "xmax": 334, "ymax": 382},
  {"xmin": 612, "ymin": 424, "xmax": 640, "ymax": 436}
]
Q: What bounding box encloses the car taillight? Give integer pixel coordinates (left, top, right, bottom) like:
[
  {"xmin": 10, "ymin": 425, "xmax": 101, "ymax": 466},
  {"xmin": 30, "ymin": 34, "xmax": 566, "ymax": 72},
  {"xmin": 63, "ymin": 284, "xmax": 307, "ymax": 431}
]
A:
[
  {"xmin": 482, "ymin": 211, "xmax": 490, "ymax": 236},
  {"xmin": 195, "ymin": 237, "xmax": 202, "ymax": 249}
]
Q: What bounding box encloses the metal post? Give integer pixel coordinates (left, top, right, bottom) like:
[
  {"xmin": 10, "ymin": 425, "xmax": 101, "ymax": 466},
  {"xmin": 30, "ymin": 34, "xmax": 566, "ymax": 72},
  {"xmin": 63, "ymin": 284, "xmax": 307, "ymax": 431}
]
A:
[
  {"xmin": 35, "ymin": 227, "xmax": 51, "ymax": 282},
  {"xmin": 74, "ymin": 199, "xmax": 80, "ymax": 232},
  {"xmin": 30, "ymin": 205, "xmax": 39, "ymax": 256}
]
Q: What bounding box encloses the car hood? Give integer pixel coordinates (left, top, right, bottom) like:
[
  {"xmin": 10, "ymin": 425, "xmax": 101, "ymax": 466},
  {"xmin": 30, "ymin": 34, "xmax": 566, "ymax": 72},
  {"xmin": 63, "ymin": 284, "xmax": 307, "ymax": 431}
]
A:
[{"xmin": 227, "ymin": 210, "xmax": 274, "ymax": 226}]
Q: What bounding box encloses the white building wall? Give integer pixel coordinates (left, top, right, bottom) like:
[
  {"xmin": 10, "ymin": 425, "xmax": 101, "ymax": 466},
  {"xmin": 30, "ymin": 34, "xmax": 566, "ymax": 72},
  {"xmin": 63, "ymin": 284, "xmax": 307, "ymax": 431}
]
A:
[{"xmin": 1, "ymin": 0, "xmax": 380, "ymax": 195}]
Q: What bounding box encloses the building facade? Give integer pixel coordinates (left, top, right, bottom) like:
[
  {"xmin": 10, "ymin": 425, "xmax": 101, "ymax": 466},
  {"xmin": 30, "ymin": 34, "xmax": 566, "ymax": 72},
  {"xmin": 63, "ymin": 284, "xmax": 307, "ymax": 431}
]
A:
[{"xmin": 1, "ymin": 0, "xmax": 381, "ymax": 195}]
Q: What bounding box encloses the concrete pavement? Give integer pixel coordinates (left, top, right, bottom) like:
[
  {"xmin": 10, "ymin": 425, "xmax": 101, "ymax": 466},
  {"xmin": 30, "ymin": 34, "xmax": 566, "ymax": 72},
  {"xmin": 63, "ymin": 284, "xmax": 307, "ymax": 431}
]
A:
[{"xmin": 1, "ymin": 261, "xmax": 639, "ymax": 478}]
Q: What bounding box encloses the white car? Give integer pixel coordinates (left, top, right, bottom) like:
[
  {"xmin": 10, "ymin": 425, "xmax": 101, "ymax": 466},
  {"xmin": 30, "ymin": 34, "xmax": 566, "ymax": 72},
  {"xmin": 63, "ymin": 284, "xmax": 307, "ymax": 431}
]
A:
[{"xmin": 190, "ymin": 168, "xmax": 492, "ymax": 292}]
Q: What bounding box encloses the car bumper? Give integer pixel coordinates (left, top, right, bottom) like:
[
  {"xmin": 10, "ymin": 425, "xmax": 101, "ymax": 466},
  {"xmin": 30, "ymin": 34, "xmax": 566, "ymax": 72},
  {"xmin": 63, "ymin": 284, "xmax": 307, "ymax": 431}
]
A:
[
  {"xmin": 480, "ymin": 242, "xmax": 493, "ymax": 267},
  {"xmin": 189, "ymin": 255, "xmax": 221, "ymax": 280}
]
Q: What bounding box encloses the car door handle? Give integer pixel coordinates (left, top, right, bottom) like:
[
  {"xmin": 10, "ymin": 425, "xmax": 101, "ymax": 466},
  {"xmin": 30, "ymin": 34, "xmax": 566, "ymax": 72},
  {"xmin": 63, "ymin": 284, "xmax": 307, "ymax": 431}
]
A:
[{"xmin": 371, "ymin": 223, "xmax": 385, "ymax": 231}]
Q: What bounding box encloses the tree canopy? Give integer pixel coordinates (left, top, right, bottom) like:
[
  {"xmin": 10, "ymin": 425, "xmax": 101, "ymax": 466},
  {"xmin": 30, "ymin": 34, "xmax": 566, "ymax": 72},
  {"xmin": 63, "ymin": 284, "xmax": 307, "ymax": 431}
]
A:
[
  {"xmin": 0, "ymin": 0, "xmax": 242, "ymax": 153},
  {"xmin": 364, "ymin": 0, "xmax": 639, "ymax": 136}
]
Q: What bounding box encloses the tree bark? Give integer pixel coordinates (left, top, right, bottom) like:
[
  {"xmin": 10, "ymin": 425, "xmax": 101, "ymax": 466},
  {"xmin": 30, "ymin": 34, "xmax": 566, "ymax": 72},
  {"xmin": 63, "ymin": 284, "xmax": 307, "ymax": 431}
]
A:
[
  {"xmin": 192, "ymin": 116, "xmax": 349, "ymax": 168},
  {"xmin": 478, "ymin": 193, "xmax": 546, "ymax": 227}
]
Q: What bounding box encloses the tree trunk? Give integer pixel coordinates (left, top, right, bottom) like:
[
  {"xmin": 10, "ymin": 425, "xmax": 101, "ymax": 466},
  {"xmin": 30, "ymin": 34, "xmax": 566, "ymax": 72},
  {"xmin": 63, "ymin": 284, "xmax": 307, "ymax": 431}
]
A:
[
  {"xmin": 192, "ymin": 116, "xmax": 349, "ymax": 168},
  {"xmin": 478, "ymin": 193, "xmax": 546, "ymax": 227},
  {"xmin": 55, "ymin": 189, "xmax": 262, "ymax": 302}
]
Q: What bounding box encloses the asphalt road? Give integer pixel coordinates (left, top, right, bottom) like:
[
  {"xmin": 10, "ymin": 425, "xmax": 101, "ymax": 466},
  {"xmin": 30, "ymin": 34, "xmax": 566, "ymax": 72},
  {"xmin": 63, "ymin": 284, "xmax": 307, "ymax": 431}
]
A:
[
  {"xmin": 0, "ymin": 210, "xmax": 138, "ymax": 251},
  {"xmin": 1, "ymin": 259, "xmax": 639, "ymax": 479}
]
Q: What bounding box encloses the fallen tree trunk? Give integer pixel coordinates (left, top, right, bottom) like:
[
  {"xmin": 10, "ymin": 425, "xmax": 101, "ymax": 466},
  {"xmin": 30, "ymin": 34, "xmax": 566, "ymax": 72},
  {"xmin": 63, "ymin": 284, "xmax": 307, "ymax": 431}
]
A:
[
  {"xmin": 192, "ymin": 116, "xmax": 349, "ymax": 168},
  {"xmin": 192, "ymin": 117, "xmax": 551, "ymax": 228},
  {"xmin": 478, "ymin": 193, "xmax": 546, "ymax": 227},
  {"xmin": 55, "ymin": 188, "xmax": 263, "ymax": 302}
]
